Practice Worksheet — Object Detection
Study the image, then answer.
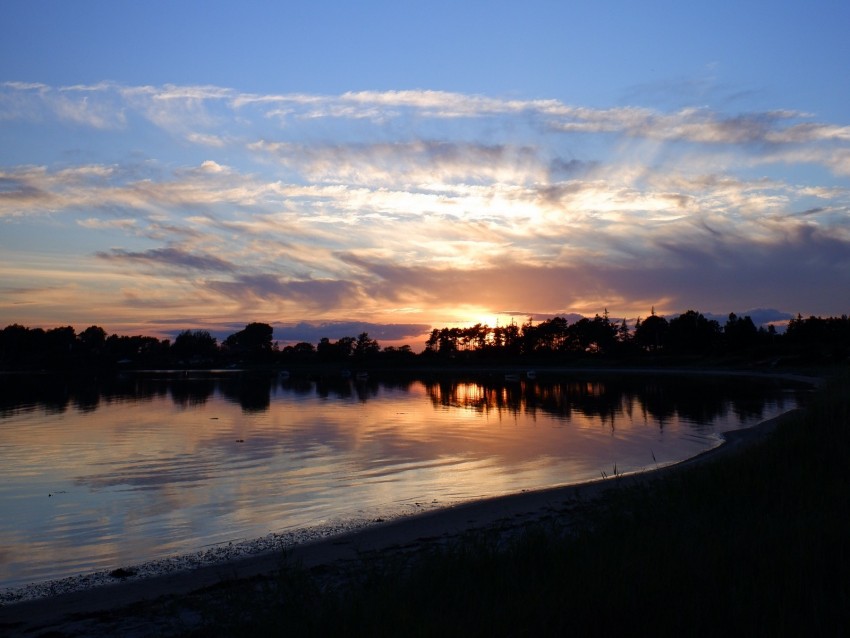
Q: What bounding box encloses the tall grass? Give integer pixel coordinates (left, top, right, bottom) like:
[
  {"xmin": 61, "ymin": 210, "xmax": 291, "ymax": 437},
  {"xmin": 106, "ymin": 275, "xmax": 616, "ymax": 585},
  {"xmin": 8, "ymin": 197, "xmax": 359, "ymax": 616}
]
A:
[{"xmin": 186, "ymin": 372, "xmax": 850, "ymax": 636}]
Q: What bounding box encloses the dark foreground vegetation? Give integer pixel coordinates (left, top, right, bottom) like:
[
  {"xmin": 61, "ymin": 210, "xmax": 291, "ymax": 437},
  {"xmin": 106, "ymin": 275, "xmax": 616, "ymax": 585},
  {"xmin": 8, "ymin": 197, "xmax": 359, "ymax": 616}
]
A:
[
  {"xmin": 174, "ymin": 372, "xmax": 849, "ymax": 636},
  {"xmin": 2, "ymin": 310, "xmax": 850, "ymax": 371}
]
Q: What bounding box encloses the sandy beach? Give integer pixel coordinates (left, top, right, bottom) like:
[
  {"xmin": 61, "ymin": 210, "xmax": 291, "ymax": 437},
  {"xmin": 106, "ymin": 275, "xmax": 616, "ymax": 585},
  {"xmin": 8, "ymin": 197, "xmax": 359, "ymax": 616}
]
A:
[{"xmin": 0, "ymin": 405, "xmax": 803, "ymax": 638}]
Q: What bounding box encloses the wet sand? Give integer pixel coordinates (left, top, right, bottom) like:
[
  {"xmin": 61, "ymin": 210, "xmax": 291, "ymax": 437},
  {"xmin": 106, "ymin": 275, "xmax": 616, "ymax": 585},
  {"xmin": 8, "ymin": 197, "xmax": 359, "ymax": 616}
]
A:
[{"xmin": 0, "ymin": 408, "xmax": 804, "ymax": 637}]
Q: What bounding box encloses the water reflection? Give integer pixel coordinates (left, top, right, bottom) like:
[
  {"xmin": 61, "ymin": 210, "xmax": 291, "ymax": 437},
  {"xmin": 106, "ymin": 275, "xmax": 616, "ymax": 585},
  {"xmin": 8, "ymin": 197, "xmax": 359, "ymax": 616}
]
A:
[
  {"xmin": 0, "ymin": 371, "xmax": 808, "ymax": 590},
  {"xmin": 0, "ymin": 370, "xmax": 804, "ymax": 424},
  {"xmin": 424, "ymin": 373, "xmax": 798, "ymax": 431}
]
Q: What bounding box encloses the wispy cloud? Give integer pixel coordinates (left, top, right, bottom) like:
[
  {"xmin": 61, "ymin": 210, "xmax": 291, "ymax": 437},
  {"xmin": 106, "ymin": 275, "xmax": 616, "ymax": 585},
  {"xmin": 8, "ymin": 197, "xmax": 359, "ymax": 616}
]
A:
[
  {"xmin": 2, "ymin": 82, "xmax": 845, "ymax": 146},
  {"xmin": 1, "ymin": 81, "xmax": 849, "ymax": 336},
  {"xmin": 206, "ymin": 274, "xmax": 358, "ymax": 314},
  {"xmin": 248, "ymin": 139, "xmax": 547, "ymax": 186},
  {"xmin": 96, "ymin": 246, "xmax": 237, "ymax": 273},
  {"xmin": 276, "ymin": 320, "xmax": 432, "ymax": 344}
]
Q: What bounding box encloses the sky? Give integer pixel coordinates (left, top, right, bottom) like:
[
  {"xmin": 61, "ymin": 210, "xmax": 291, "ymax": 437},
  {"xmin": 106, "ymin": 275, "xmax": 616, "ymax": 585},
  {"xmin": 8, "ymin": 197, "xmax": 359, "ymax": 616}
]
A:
[{"xmin": 1, "ymin": 1, "xmax": 849, "ymax": 348}]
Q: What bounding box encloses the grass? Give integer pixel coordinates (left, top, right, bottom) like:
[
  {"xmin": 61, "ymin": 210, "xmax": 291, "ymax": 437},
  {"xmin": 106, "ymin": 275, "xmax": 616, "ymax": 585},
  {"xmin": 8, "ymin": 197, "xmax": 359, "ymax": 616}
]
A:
[{"xmin": 182, "ymin": 371, "xmax": 850, "ymax": 637}]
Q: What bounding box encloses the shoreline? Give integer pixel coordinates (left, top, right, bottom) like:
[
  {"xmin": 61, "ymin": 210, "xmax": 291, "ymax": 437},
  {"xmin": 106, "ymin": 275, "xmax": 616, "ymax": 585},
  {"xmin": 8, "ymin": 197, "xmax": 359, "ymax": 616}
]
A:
[{"xmin": 0, "ymin": 406, "xmax": 805, "ymax": 636}]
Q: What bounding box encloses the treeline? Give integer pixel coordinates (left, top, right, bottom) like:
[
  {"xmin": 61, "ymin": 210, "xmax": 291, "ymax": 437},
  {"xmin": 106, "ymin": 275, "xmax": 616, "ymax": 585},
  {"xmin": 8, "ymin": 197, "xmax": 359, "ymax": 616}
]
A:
[
  {"xmin": 1, "ymin": 310, "xmax": 849, "ymax": 371},
  {"xmin": 423, "ymin": 309, "xmax": 849, "ymax": 363},
  {"xmin": 0, "ymin": 321, "xmax": 415, "ymax": 370}
]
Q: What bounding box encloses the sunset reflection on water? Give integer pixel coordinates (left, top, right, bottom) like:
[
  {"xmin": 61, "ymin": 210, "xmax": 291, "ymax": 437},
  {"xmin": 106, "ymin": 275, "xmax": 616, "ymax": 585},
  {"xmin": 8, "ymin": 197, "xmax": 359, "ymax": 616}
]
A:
[{"xmin": 0, "ymin": 371, "xmax": 805, "ymax": 589}]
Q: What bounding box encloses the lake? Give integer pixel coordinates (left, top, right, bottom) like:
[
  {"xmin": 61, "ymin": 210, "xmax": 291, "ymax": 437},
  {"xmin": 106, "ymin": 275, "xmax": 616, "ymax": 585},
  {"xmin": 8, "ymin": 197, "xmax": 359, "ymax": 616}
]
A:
[{"xmin": 0, "ymin": 370, "xmax": 806, "ymax": 591}]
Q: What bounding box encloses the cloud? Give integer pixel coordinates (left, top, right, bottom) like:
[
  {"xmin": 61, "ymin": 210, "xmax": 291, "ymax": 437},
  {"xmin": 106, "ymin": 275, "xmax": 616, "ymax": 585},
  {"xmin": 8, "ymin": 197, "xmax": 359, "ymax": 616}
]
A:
[
  {"xmin": 0, "ymin": 172, "xmax": 51, "ymax": 211},
  {"xmin": 275, "ymin": 321, "xmax": 431, "ymax": 344},
  {"xmin": 206, "ymin": 274, "xmax": 357, "ymax": 312},
  {"xmin": 52, "ymin": 94, "xmax": 127, "ymax": 129},
  {"xmin": 0, "ymin": 82, "xmax": 832, "ymax": 141},
  {"xmin": 188, "ymin": 133, "xmax": 228, "ymax": 147},
  {"xmin": 2, "ymin": 81, "xmax": 849, "ymax": 333},
  {"xmin": 336, "ymin": 218, "xmax": 850, "ymax": 320},
  {"xmin": 77, "ymin": 217, "xmax": 138, "ymax": 231},
  {"xmin": 237, "ymin": 89, "xmax": 558, "ymax": 120},
  {"xmin": 96, "ymin": 247, "xmax": 237, "ymax": 272},
  {"xmin": 2, "ymin": 81, "xmax": 848, "ymax": 177},
  {"xmin": 0, "ymin": 161, "xmax": 276, "ymax": 221},
  {"xmin": 0, "ymin": 82, "xmax": 127, "ymax": 128},
  {"xmin": 545, "ymin": 106, "xmax": 801, "ymax": 144},
  {"xmin": 197, "ymin": 160, "xmax": 228, "ymax": 174},
  {"xmin": 760, "ymin": 146, "xmax": 850, "ymax": 177},
  {"xmin": 248, "ymin": 139, "xmax": 546, "ymax": 186}
]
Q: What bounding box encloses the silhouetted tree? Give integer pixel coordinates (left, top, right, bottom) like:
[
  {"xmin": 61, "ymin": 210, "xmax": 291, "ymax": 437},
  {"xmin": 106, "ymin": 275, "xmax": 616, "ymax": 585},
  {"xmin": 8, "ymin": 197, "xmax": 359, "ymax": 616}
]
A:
[
  {"xmin": 336, "ymin": 336, "xmax": 356, "ymax": 359},
  {"xmin": 614, "ymin": 317, "xmax": 636, "ymax": 354},
  {"xmin": 353, "ymin": 332, "xmax": 380, "ymax": 360},
  {"xmin": 281, "ymin": 342, "xmax": 316, "ymax": 363},
  {"xmin": 519, "ymin": 318, "xmax": 538, "ymax": 356},
  {"xmin": 69, "ymin": 325, "xmax": 107, "ymax": 366},
  {"xmin": 225, "ymin": 323, "xmax": 274, "ymax": 361},
  {"xmin": 104, "ymin": 334, "xmax": 169, "ymax": 365},
  {"xmin": 471, "ymin": 324, "xmax": 490, "ymax": 350},
  {"xmin": 494, "ymin": 321, "xmax": 521, "ymax": 356},
  {"xmin": 567, "ymin": 312, "xmax": 617, "ymax": 354},
  {"xmin": 317, "ymin": 336, "xmax": 357, "ymax": 362},
  {"xmin": 317, "ymin": 337, "xmax": 335, "ymax": 361},
  {"xmin": 0, "ymin": 324, "xmax": 34, "ymax": 365},
  {"xmin": 424, "ymin": 329, "xmax": 439, "ymax": 355},
  {"xmin": 45, "ymin": 326, "xmax": 76, "ymax": 367},
  {"xmin": 382, "ymin": 344, "xmax": 416, "ymax": 363},
  {"xmin": 634, "ymin": 310, "xmax": 668, "ymax": 352},
  {"xmin": 786, "ymin": 314, "xmax": 850, "ymax": 361},
  {"xmin": 172, "ymin": 330, "xmax": 219, "ymax": 361},
  {"xmin": 667, "ymin": 310, "xmax": 721, "ymax": 355},
  {"xmin": 425, "ymin": 328, "xmax": 461, "ymax": 357},
  {"xmin": 536, "ymin": 316, "xmax": 570, "ymax": 352},
  {"xmin": 78, "ymin": 326, "xmax": 107, "ymax": 356},
  {"xmin": 724, "ymin": 313, "xmax": 759, "ymax": 352}
]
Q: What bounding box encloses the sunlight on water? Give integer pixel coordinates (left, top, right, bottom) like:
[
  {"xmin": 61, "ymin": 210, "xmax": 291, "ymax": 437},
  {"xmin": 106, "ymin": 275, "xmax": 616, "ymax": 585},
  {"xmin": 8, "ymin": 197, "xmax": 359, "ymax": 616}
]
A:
[{"xmin": 0, "ymin": 371, "xmax": 806, "ymax": 589}]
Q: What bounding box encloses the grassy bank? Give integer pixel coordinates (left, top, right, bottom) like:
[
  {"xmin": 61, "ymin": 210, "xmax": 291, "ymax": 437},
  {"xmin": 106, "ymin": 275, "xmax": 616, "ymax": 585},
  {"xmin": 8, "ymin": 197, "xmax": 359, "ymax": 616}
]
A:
[{"xmin": 185, "ymin": 372, "xmax": 849, "ymax": 636}]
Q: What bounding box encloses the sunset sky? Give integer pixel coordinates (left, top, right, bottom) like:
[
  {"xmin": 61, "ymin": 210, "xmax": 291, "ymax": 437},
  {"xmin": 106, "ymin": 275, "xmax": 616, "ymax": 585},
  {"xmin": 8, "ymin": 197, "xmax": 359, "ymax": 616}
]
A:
[{"xmin": 2, "ymin": 1, "xmax": 849, "ymax": 348}]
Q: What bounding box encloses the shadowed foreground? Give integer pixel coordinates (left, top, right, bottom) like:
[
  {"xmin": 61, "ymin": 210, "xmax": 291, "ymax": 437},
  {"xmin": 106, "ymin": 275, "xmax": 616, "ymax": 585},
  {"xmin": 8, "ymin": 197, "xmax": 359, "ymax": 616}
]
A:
[
  {"xmin": 2, "ymin": 373, "xmax": 848, "ymax": 636},
  {"xmin": 185, "ymin": 376, "xmax": 849, "ymax": 636}
]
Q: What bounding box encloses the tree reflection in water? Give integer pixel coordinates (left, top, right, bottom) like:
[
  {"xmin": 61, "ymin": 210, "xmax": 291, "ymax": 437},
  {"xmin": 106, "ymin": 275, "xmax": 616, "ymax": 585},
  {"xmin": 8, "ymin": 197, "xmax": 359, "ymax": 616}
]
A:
[
  {"xmin": 423, "ymin": 373, "xmax": 806, "ymax": 431},
  {"xmin": 0, "ymin": 370, "xmax": 808, "ymax": 427}
]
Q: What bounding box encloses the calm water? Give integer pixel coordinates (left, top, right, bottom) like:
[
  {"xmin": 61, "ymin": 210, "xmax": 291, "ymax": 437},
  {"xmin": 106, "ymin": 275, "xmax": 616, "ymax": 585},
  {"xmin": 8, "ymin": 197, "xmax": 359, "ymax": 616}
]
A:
[{"xmin": 0, "ymin": 370, "xmax": 805, "ymax": 589}]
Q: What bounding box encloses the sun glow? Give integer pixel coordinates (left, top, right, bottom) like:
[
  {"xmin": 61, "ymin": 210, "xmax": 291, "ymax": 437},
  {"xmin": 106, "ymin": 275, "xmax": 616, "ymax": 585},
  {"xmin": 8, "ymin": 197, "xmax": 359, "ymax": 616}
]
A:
[
  {"xmin": 449, "ymin": 309, "xmax": 515, "ymax": 329},
  {"xmin": 467, "ymin": 314, "xmax": 501, "ymax": 328}
]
